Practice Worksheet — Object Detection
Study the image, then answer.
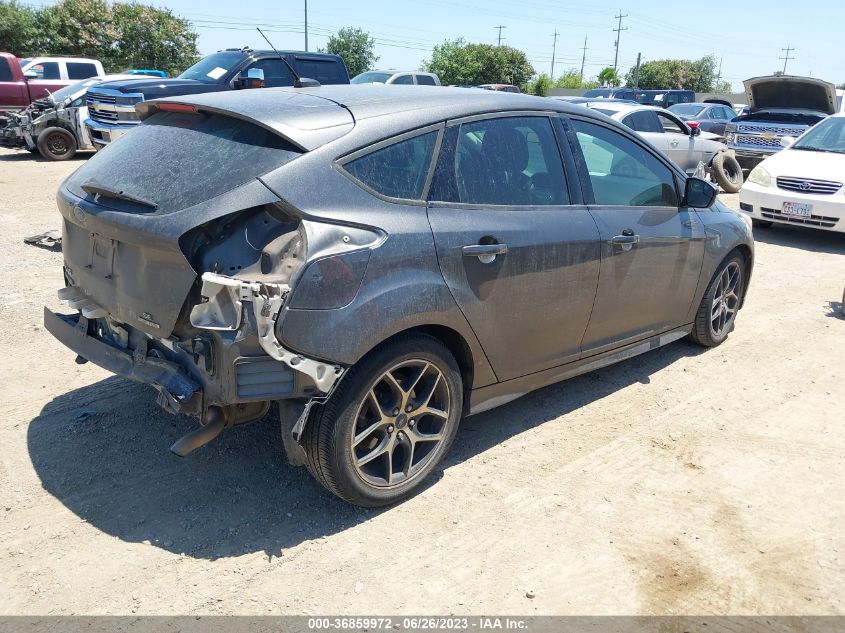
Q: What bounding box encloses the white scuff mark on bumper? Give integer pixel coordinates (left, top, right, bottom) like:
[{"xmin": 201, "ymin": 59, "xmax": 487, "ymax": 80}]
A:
[{"xmin": 190, "ymin": 272, "xmax": 343, "ymax": 393}]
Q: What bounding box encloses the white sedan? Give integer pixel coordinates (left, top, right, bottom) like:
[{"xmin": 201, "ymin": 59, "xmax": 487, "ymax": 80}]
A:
[{"xmin": 739, "ymin": 112, "xmax": 845, "ymax": 233}]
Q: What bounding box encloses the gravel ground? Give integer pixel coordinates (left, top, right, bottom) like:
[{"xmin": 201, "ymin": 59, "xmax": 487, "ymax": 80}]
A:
[{"xmin": 1, "ymin": 147, "xmax": 844, "ymax": 615}]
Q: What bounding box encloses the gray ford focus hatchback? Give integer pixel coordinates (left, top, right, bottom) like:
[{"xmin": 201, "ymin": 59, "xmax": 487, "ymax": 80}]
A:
[{"xmin": 46, "ymin": 85, "xmax": 754, "ymax": 506}]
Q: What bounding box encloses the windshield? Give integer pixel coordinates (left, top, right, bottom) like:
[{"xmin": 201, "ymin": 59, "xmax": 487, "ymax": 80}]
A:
[
  {"xmin": 177, "ymin": 52, "xmax": 244, "ymax": 83},
  {"xmin": 792, "ymin": 117, "xmax": 845, "ymax": 153},
  {"xmin": 583, "ymin": 89, "xmax": 610, "ymax": 98},
  {"xmin": 66, "ymin": 111, "xmax": 301, "ymax": 214},
  {"xmin": 351, "ymin": 72, "xmax": 393, "ymax": 84},
  {"xmin": 669, "ymin": 104, "xmax": 705, "ymax": 117}
]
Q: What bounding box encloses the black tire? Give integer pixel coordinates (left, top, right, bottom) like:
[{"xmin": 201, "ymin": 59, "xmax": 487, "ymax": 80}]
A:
[
  {"xmin": 688, "ymin": 252, "xmax": 746, "ymax": 347},
  {"xmin": 36, "ymin": 127, "xmax": 77, "ymax": 161},
  {"xmin": 303, "ymin": 334, "xmax": 463, "ymax": 507},
  {"xmin": 752, "ymin": 219, "xmax": 773, "ymax": 229},
  {"xmin": 710, "ymin": 152, "xmax": 743, "ymax": 193}
]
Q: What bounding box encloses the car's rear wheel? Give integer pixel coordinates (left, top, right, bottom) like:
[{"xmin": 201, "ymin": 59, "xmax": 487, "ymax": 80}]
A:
[
  {"xmin": 688, "ymin": 252, "xmax": 746, "ymax": 347},
  {"xmin": 37, "ymin": 127, "xmax": 77, "ymax": 161},
  {"xmin": 710, "ymin": 152, "xmax": 743, "ymax": 193},
  {"xmin": 303, "ymin": 334, "xmax": 463, "ymax": 507}
]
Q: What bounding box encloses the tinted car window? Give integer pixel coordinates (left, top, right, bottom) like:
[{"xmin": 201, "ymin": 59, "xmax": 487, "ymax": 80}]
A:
[
  {"xmin": 66, "ymin": 111, "xmax": 301, "ymax": 214},
  {"xmin": 343, "ymin": 131, "xmax": 438, "ymax": 200},
  {"xmin": 178, "ymin": 51, "xmax": 244, "ymax": 83},
  {"xmin": 29, "ymin": 62, "xmax": 61, "ymax": 79},
  {"xmin": 295, "ymin": 58, "xmax": 348, "ymax": 84},
  {"xmin": 571, "ymin": 119, "xmax": 678, "ymax": 207},
  {"xmin": 249, "ymin": 58, "xmax": 294, "ymax": 87},
  {"xmin": 416, "ymin": 75, "xmax": 437, "ymax": 86},
  {"xmin": 0, "ymin": 63, "xmax": 11, "ymax": 82},
  {"xmin": 622, "ymin": 110, "xmax": 663, "ymax": 133},
  {"xmin": 431, "ymin": 116, "xmax": 569, "ymax": 206},
  {"xmin": 583, "ymin": 89, "xmax": 611, "ymax": 98},
  {"xmin": 67, "ymin": 62, "xmax": 97, "ymax": 79},
  {"xmin": 392, "ymin": 74, "xmax": 414, "ymax": 85}
]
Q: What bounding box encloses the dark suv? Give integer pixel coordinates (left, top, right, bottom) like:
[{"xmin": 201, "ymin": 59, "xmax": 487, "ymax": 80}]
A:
[{"xmin": 45, "ymin": 86, "xmax": 754, "ymax": 506}]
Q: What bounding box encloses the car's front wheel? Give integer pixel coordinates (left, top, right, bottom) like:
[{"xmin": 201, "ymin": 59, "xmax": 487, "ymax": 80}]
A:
[
  {"xmin": 303, "ymin": 334, "xmax": 463, "ymax": 507},
  {"xmin": 688, "ymin": 252, "xmax": 746, "ymax": 347}
]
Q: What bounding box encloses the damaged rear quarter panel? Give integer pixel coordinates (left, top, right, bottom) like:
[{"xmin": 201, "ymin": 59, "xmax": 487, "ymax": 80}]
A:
[{"xmin": 262, "ymin": 145, "xmax": 498, "ymax": 390}]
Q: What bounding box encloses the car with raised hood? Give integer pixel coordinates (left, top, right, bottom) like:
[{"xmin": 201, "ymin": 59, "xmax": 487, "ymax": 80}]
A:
[
  {"xmin": 0, "ymin": 74, "xmax": 139, "ymax": 160},
  {"xmin": 739, "ymin": 112, "xmax": 845, "ymax": 233},
  {"xmin": 583, "ymin": 101, "xmax": 744, "ymax": 193},
  {"xmin": 725, "ymin": 75, "xmax": 838, "ymax": 170},
  {"xmin": 45, "ymin": 85, "xmax": 754, "ymax": 506},
  {"xmin": 83, "ymin": 48, "xmax": 349, "ymax": 148}
]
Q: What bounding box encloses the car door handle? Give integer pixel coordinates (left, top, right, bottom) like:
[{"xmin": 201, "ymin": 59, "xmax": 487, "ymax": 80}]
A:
[
  {"xmin": 669, "ymin": 140, "xmax": 679, "ymax": 147},
  {"xmin": 462, "ymin": 244, "xmax": 508, "ymax": 257},
  {"xmin": 611, "ymin": 234, "xmax": 639, "ymax": 244}
]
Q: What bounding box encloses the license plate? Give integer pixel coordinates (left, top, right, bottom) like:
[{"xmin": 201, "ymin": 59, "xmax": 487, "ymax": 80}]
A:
[{"xmin": 782, "ymin": 201, "xmax": 812, "ymax": 217}]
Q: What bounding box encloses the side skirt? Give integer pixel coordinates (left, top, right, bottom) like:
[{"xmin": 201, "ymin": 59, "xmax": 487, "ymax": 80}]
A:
[{"xmin": 468, "ymin": 325, "xmax": 692, "ymax": 415}]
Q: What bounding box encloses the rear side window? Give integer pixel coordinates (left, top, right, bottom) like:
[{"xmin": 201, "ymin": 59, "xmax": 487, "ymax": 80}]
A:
[
  {"xmin": 342, "ymin": 131, "xmax": 438, "ymax": 200},
  {"xmin": 295, "ymin": 58, "xmax": 348, "ymax": 84},
  {"xmin": 67, "ymin": 62, "xmax": 97, "ymax": 79},
  {"xmin": 66, "ymin": 111, "xmax": 301, "ymax": 214},
  {"xmin": 622, "ymin": 110, "xmax": 662, "ymax": 133},
  {"xmin": 0, "ymin": 63, "xmax": 11, "ymax": 81},
  {"xmin": 571, "ymin": 119, "xmax": 678, "ymax": 207},
  {"xmin": 430, "ymin": 116, "xmax": 569, "ymax": 206},
  {"xmin": 392, "ymin": 74, "xmax": 414, "ymax": 85},
  {"xmin": 416, "ymin": 75, "xmax": 437, "ymax": 86}
]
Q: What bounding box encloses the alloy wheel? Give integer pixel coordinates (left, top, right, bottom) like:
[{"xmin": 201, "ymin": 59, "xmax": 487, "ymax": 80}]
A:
[
  {"xmin": 710, "ymin": 262, "xmax": 741, "ymax": 336},
  {"xmin": 350, "ymin": 359, "xmax": 451, "ymax": 488}
]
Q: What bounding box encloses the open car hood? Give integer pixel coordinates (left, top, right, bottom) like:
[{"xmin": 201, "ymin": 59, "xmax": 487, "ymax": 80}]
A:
[{"xmin": 744, "ymin": 76, "xmax": 837, "ymax": 115}]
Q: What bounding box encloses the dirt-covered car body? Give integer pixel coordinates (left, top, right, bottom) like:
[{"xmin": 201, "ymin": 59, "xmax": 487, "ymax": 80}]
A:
[
  {"xmin": 0, "ymin": 74, "xmax": 138, "ymax": 159},
  {"xmin": 44, "ymin": 86, "xmax": 754, "ymax": 501}
]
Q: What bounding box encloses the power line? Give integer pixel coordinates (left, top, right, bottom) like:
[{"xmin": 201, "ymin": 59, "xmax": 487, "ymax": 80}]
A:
[
  {"xmin": 779, "ymin": 45, "xmax": 795, "ymax": 74},
  {"xmin": 495, "ymin": 25, "xmax": 507, "ymax": 46},
  {"xmin": 612, "ymin": 10, "xmax": 628, "ymax": 73},
  {"xmin": 550, "ymin": 31, "xmax": 559, "ymax": 79}
]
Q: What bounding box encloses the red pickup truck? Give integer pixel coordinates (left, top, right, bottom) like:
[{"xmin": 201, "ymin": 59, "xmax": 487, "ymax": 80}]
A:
[{"xmin": 0, "ymin": 53, "xmax": 104, "ymax": 112}]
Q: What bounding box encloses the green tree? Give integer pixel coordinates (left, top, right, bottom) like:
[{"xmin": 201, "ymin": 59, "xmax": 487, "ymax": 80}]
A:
[
  {"xmin": 0, "ymin": 0, "xmax": 41, "ymax": 56},
  {"xmin": 323, "ymin": 27, "xmax": 378, "ymax": 78},
  {"xmin": 598, "ymin": 67, "xmax": 621, "ymax": 87},
  {"xmin": 110, "ymin": 3, "xmax": 198, "ymax": 75},
  {"xmin": 626, "ymin": 55, "xmax": 721, "ymax": 91},
  {"xmin": 423, "ymin": 38, "xmax": 534, "ymax": 86},
  {"xmin": 528, "ymin": 73, "xmax": 552, "ymax": 96},
  {"xmin": 41, "ymin": 0, "xmax": 117, "ymax": 61},
  {"xmin": 553, "ymin": 68, "xmax": 584, "ymax": 89}
]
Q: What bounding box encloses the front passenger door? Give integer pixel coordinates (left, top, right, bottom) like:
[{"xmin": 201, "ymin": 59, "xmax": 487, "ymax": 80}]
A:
[{"xmin": 568, "ymin": 118, "xmax": 705, "ymax": 355}]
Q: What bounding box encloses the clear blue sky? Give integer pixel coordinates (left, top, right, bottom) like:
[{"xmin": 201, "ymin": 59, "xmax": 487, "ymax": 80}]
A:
[{"xmin": 34, "ymin": 0, "xmax": 845, "ymax": 90}]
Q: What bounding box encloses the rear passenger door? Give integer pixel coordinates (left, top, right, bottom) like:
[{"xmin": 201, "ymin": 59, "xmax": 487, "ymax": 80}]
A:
[
  {"xmin": 427, "ymin": 114, "xmax": 601, "ymax": 381},
  {"xmin": 566, "ymin": 117, "xmax": 705, "ymax": 354}
]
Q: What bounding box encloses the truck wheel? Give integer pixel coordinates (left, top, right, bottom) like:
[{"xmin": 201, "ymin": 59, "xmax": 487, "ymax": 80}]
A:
[
  {"xmin": 303, "ymin": 334, "xmax": 463, "ymax": 507},
  {"xmin": 710, "ymin": 152, "xmax": 743, "ymax": 193},
  {"xmin": 688, "ymin": 252, "xmax": 746, "ymax": 348},
  {"xmin": 37, "ymin": 127, "xmax": 77, "ymax": 161}
]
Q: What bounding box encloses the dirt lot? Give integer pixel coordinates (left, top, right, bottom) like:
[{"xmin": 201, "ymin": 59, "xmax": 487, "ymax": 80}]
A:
[{"xmin": 1, "ymin": 147, "xmax": 844, "ymax": 616}]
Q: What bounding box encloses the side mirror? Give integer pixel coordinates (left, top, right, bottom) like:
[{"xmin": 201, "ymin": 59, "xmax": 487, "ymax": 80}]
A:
[
  {"xmin": 24, "ymin": 70, "xmax": 39, "ymax": 80},
  {"xmin": 237, "ymin": 67, "xmax": 264, "ymax": 88},
  {"xmin": 687, "ymin": 121, "xmax": 701, "ymax": 137},
  {"xmin": 684, "ymin": 177, "xmax": 717, "ymax": 208},
  {"xmin": 780, "ymin": 136, "xmax": 796, "ymax": 148}
]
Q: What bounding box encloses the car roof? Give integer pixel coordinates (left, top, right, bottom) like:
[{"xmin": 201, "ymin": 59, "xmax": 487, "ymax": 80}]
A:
[{"xmin": 142, "ymin": 85, "xmax": 582, "ymax": 150}]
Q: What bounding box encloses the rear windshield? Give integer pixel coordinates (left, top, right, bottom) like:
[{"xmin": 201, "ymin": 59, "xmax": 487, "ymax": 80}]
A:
[
  {"xmin": 66, "ymin": 111, "xmax": 301, "ymax": 214},
  {"xmin": 351, "ymin": 72, "xmax": 393, "ymax": 84},
  {"xmin": 583, "ymin": 89, "xmax": 610, "ymax": 98},
  {"xmin": 669, "ymin": 104, "xmax": 705, "ymax": 117}
]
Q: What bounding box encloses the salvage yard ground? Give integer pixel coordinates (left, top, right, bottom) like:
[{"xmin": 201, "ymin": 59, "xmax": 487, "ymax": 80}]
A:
[{"xmin": 1, "ymin": 148, "xmax": 844, "ymax": 615}]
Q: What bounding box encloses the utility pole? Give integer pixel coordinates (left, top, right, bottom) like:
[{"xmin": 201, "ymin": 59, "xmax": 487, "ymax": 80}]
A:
[
  {"xmin": 304, "ymin": 0, "xmax": 309, "ymax": 52},
  {"xmin": 716, "ymin": 56, "xmax": 723, "ymax": 83},
  {"xmin": 612, "ymin": 10, "xmax": 628, "ymax": 74},
  {"xmin": 633, "ymin": 52, "xmax": 641, "ymax": 88},
  {"xmin": 550, "ymin": 31, "xmax": 559, "ymax": 80},
  {"xmin": 495, "ymin": 25, "xmax": 506, "ymax": 46},
  {"xmin": 779, "ymin": 45, "xmax": 795, "ymax": 74},
  {"xmin": 579, "ymin": 36, "xmax": 588, "ymax": 83}
]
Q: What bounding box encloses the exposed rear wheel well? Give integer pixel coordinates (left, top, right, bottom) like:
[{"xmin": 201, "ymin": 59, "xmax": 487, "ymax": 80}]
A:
[{"xmin": 367, "ymin": 325, "xmax": 475, "ymax": 393}]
